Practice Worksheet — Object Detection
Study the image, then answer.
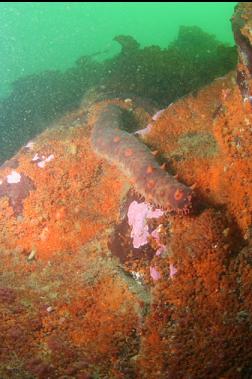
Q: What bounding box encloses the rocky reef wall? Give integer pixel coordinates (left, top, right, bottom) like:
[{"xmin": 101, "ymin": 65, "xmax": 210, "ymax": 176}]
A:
[{"xmin": 0, "ymin": 3, "xmax": 251, "ymax": 379}]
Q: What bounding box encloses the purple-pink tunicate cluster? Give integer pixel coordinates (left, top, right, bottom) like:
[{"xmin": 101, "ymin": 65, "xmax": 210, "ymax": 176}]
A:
[
  {"xmin": 150, "ymin": 264, "xmax": 177, "ymax": 281},
  {"xmin": 127, "ymin": 200, "xmax": 178, "ymax": 282},
  {"xmin": 169, "ymin": 263, "xmax": 177, "ymax": 278},
  {"xmin": 135, "ymin": 109, "xmax": 165, "ymax": 137},
  {"xmin": 152, "ymin": 108, "xmax": 165, "ymax": 121},
  {"xmin": 127, "ymin": 200, "xmax": 163, "ymax": 249},
  {"xmin": 150, "ymin": 266, "xmax": 162, "ymax": 281},
  {"xmin": 135, "ymin": 123, "xmax": 153, "ymax": 137},
  {"xmin": 150, "ymin": 228, "xmax": 166, "ymax": 256}
]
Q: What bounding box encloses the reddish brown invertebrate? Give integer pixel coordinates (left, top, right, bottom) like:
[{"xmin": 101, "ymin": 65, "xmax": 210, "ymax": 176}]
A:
[
  {"xmin": 146, "ymin": 165, "xmax": 154, "ymax": 174},
  {"xmin": 91, "ymin": 104, "xmax": 194, "ymax": 213},
  {"xmin": 113, "ymin": 136, "xmax": 121, "ymax": 143}
]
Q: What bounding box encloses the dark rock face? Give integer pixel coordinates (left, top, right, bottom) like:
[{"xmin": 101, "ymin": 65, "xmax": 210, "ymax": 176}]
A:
[{"xmin": 232, "ymin": 2, "xmax": 252, "ymax": 100}]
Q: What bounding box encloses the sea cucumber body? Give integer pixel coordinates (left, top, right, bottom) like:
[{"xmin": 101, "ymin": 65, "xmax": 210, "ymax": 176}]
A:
[{"xmin": 91, "ymin": 104, "xmax": 193, "ymax": 212}]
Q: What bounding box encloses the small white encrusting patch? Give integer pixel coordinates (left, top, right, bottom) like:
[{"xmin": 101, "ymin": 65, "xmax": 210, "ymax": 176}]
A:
[
  {"xmin": 37, "ymin": 154, "xmax": 54, "ymax": 168},
  {"xmin": 7, "ymin": 170, "xmax": 21, "ymax": 184},
  {"xmin": 37, "ymin": 161, "xmax": 46, "ymax": 168},
  {"xmin": 27, "ymin": 249, "xmax": 36, "ymax": 261},
  {"xmin": 124, "ymin": 98, "xmax": 132, "ymax": 104},
  {"xmin": 32, "ymin": 153, "xmax": 55, "ymax": 168},
  {"xmin": 32, "ymin": 153, "xmax": 40, "ymax": 161},
  {"xmin": 131, "ymin": 271, "xmax": 144, "ymax": 284},
  {"xmin": 25, "ymin": 141, "xmax": 35, "ymax": 149}
]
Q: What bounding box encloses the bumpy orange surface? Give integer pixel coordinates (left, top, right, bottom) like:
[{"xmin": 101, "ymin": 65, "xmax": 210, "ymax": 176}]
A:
[
  {"xmin": 146, "ymin": 72, "xmax": 252, "ymax": 235},
  {"xmin": 0, "ymin": 73, "xmax": 252, "ymax": 378},
  {"xmin": 0, "ymin": 111, "xmax": 128, "ymax": 260}
]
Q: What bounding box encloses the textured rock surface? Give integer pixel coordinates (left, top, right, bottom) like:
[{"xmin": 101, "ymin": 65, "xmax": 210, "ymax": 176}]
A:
[
  {"xmin": 232, "ymin": 2, "xmax": 252, "ymax": 100},
  {"xmin": 0, "ymin": 72, "xmax": 252, "ymax": 379},
  {"xmin": 0, "ymin": 4, "xmax": 252, "ymax": 379}
]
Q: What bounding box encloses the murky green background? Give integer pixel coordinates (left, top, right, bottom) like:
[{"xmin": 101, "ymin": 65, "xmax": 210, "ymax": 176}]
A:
[{"xmin": 0, "ymin": 2, "xmax": 237, "ymax": 99}]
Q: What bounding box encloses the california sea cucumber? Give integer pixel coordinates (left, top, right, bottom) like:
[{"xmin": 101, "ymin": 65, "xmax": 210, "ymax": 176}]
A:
[{"xmin": 91, "ymin": 104, "xmax": 193, "ymax": 213}]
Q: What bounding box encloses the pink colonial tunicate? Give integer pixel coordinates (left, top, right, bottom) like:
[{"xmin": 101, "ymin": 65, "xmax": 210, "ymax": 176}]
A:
[
  {"xmin": 134, "ymin": 109, "xmax": 165, "ymax": 137},
  {"xmin": 150, "ymin": 266, "xmax": 162, "ymax": 281},
  {"xmin": 169, "ymin": 263, "xmax": 177, "ymax": 278},
  {"xmin": 135, "ymin": 123, "xmax": 153, "ymax": 137},
  {"xmin": 155, "ymin": 245, "xmax": 166, "ymax": 256},
  {"xmin": 151, "ymin": 227, "xmax": 166, "ymax": 256},
  {"xmin": 152, "ymin": 109, "xmax": 165, "ymax": 121},
  {"xmin": 127, "ymin": 201, "xmax": 163, "ymax": 249}
]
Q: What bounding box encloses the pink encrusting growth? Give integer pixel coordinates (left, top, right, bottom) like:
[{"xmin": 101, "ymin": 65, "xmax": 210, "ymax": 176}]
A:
[
  {"xmin": 169, "ymin": 263, "xmax": 177, "ymax": 278},
  {"xmin": 151, "ymin": 227, "xmax": 166, "ymax": 256},
  {"xmin": 127, "ymin": 200, "xmax": 163, "ymax": 248},
  {"xmin": 91, "ymin": 104, "xmax": 194, "ymax": 213},
  {"xmin": 135, "ymin": 109, "xmax": 165, "ymax": 136},
  {"xmin": 152, "ymin": 108, "xmax": 165, "ymax": 121},
  {"xmin": 150, "ymin": 266, "xmax": 162, "ymax": 281},
  {"xmin": 134, "ymin": 123, "xmax": 153, "ymax": 137}
]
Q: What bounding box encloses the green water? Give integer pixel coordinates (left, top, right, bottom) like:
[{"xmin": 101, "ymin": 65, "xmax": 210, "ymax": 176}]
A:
[
  {"xmin": 0, "ymin": 2, "xmax": 236, "ymax": 98},
  {"xmin": 0, "ymin": 2, "xmax": 239, "ymax": 164}
]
